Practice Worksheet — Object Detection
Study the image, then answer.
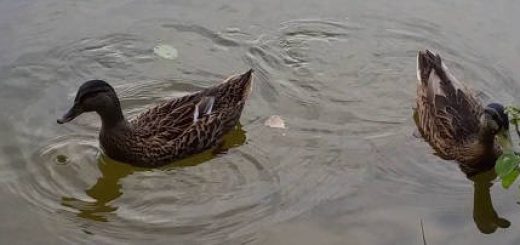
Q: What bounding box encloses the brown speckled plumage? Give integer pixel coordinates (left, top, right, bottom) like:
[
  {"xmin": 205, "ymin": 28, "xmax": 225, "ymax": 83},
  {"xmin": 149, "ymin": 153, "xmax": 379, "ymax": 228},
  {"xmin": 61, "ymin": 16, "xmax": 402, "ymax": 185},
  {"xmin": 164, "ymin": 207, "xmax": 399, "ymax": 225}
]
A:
[
  {"xmin": 414, "ymin": 50, "xmax": 506, "ymax": 167},
  {"xmin": 58, "ymin": 69, "xmax": 253, "ymax": 167}
]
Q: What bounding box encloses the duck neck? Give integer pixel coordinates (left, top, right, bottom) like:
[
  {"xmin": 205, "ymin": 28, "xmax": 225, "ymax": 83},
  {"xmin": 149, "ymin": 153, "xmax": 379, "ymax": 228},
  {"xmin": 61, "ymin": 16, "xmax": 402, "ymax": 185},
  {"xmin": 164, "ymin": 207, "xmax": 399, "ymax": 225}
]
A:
[
  {"xmin": 478, "ymin": 127, "xmax": 496, "ymax": 152},
  {"xmin": 479, "ymin": 128, "xmax": 494, "ymax": 144},
  {"xmin": 97, "ymin": 104, "xmax": 134, "ymax": 163},
  {"xmin": 97, "ymin": 101, "xmax": 130, "ymax": 131}
]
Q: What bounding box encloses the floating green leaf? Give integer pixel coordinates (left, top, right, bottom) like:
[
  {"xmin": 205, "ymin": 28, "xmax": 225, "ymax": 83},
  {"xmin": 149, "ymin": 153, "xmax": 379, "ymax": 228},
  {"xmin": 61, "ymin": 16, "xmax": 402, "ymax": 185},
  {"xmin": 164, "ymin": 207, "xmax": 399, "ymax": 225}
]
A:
[
  {"xmin": 497, "ymin": 106, "xmax": 520, "ymax": 193},
  {"xmin": 502, "ymin": 168, "xmax": 520, "ymax": 189},
  {"xmin": 153, "ymin": 44, "xmax": 178, "ymax": 60},
  {"xmin": 495, "ymin": 152, "xmax": 520, "ymax": 178},
  {"xmin": 505, "ymin": 106, "xmax": 520, "ymax": 125}
]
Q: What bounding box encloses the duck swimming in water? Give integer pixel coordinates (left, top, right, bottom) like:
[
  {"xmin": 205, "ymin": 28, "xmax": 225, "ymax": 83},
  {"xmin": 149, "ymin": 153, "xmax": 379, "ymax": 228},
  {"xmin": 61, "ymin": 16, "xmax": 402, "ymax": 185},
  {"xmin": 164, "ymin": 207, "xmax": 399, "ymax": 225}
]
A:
[
  {"xmin": 58, "ymin": 69, "xmax": 253, "ymax": 167},
  {"xmin": 414, "ymin": 50, "xmax": 509, "ymax": 168}
]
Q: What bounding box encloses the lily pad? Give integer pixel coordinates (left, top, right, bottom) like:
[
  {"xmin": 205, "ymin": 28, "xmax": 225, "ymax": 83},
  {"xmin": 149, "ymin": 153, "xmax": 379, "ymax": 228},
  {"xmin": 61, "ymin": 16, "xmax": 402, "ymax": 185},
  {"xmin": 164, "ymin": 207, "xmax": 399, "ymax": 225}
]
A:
[{"xmin": 153, "ymin": 44, "xmax": 178, "ymax": 60}]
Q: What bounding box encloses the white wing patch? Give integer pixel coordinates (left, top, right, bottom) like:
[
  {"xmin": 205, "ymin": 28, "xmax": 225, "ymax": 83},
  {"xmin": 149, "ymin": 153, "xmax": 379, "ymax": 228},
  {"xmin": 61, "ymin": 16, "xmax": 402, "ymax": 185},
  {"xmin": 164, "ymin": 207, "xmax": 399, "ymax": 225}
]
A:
[
  {"xmin": 427, "ymin": 59, "xmax": 465, "ymax": 99},
  {"xmin": 193, "ymin": 96, "xmax": 215, "ymax": 123},
  {"xmin": 416, "ymin": 52, "xmax": 422, "ymax": 83},
  {"xmin": 441, "ymin": 62, "xmax": 465, "ymax": 91}
]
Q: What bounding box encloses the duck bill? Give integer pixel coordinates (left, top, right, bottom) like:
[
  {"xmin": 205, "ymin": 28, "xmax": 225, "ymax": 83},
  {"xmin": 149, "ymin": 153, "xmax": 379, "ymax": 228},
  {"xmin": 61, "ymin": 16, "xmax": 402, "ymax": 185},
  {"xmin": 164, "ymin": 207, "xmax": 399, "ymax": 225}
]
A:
[
  {"xmin": 57, "ymin": 104, "xmax": 82, "ymax": 124},
  {"xmin": 496, "ymin": 128, "xmax": 513, "ymax": 153}
]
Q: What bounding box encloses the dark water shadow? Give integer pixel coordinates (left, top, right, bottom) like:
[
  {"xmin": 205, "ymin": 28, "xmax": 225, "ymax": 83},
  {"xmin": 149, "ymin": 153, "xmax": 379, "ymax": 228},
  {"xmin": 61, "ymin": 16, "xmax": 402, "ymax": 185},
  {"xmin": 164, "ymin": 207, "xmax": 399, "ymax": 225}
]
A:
[
  {"xmin": 467, "ymin": 168, "xmax": 511, "ymax": 234},
  {"xmin": 61, "ymin": 124, "xmax": 247, "ymax": 222},
  {"xmin": 61, "ymin": 157, "xmax": 137, "ymax": 222}
]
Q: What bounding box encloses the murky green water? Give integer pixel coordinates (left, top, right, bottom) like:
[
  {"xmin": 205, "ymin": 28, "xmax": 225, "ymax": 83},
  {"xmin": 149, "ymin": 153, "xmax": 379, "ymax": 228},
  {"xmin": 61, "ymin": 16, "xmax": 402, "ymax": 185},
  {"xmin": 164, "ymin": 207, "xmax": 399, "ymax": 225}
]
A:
[{"xmin": 1, "ymin": 0, "xmax": 520, "ymax": 244}]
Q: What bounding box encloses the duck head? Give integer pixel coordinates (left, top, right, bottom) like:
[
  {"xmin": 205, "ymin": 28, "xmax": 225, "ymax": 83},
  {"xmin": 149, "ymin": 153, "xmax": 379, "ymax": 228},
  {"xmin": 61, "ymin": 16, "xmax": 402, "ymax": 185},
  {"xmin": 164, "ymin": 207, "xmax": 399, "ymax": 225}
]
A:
[
  {"xmin": 480, "ymin": 103, "xmax": 510, "ymax": 144},
  {"xmin": 57, "ymin": 80, "xmax": 124, "ymax": 127}
]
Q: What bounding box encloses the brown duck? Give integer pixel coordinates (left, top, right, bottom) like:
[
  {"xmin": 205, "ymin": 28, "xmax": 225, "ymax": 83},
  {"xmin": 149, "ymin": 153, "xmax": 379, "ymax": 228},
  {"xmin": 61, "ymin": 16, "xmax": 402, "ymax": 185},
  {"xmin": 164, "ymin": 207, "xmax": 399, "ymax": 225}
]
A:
[
  {"xmin": 58, "ymin": 69, "xmax": 253, "ymax": 167},
  {"xmin": 414, "ymin": 50, "xmax": 509, "ymax": 168}
]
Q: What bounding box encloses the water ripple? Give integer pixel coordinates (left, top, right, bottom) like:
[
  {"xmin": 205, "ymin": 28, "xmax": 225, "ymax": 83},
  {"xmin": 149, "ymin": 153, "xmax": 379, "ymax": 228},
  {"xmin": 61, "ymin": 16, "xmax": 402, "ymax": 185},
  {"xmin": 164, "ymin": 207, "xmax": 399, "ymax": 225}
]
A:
[
  {"xmin": 0, "ymin": 22, "xmax": 369, "ymax": 243},
  {"xmin": 5, "ymin": 14, "xmax": 504, "ymax": 243}
]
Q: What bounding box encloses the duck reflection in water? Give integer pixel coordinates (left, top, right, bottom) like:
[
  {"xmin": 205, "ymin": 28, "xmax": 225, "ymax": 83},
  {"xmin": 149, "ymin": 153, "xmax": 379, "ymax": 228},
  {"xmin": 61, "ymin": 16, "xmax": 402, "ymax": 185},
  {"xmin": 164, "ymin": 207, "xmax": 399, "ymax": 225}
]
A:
[
  {"xmin": 460, "ymin": 164, "xmax": 511, "ymax": 234},
  {"xmin": 60, "ymin": 124, "xmax": 247, "ymax": 222}
]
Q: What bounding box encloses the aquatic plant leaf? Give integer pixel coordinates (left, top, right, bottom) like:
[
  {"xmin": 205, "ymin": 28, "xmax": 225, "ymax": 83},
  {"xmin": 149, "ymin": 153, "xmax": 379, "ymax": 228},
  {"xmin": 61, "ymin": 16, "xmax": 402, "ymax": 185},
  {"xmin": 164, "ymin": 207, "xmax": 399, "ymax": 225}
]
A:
[
  {"xmin": 505, "ymin": 106, "xmax": 520, "ymax": 132},
  {"xmin": 153, "ymin": 44, "xmax": 178, "ymax": 60},
  {"xmin": 501, "ymin": 168, "xmax": 520, "ymax": 189},
  {"xmin": 495, "ymin": 152, "xmax": 520, "ymax": 178}
]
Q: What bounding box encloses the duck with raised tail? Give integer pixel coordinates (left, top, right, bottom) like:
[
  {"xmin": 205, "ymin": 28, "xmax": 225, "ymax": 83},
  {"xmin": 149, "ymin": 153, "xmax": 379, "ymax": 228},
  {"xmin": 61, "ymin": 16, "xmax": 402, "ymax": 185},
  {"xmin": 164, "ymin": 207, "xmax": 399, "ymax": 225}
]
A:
[
  {"xmin": 57, "ymin": 69, "xmax": 253, "ymax": 167},
  {"xmin": 414, "ymin": 50, "xmax": 510, "ymax": 172}
]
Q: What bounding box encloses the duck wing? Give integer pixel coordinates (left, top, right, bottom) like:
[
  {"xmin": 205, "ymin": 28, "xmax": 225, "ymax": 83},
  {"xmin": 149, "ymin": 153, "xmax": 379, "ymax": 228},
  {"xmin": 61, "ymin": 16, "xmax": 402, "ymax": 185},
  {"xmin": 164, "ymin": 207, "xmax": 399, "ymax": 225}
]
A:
[
  {"xmin": 131, "ymin": 92, "xmax": 204, "ymax": 139},
  {"xmin": 419, "ymin": 50, "xmax": 483, "ymax": 142},
  {"xmin": 131, "ymin": 69, "xmax": 253, "ymax": 140},
  {"xmin": 200, "ymin": 69, "xmax": 253, "ymax": 111}
]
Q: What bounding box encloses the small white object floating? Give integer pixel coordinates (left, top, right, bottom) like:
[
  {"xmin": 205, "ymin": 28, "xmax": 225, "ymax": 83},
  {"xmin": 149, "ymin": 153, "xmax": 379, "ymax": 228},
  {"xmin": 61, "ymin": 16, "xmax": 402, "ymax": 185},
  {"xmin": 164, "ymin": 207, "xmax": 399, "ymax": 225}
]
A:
[
  {"xmin": 153, "ymin": 44, "xmax": 178, "ymax": 60},
  {"xmin": 264, "ymin": 115, "xmax": 286, "ymax": 129}
]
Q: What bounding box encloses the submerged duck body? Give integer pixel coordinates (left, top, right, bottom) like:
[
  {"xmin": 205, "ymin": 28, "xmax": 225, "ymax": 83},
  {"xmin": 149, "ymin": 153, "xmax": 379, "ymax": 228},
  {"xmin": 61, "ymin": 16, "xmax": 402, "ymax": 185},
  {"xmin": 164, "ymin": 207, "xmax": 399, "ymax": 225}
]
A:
[
  {"xmin": 58, "ymin": 70, "xmax": 253, "ymax": 167},
  {"xmin": 414, "ymin": 50, "xmax": 509, "ymax": 168}
]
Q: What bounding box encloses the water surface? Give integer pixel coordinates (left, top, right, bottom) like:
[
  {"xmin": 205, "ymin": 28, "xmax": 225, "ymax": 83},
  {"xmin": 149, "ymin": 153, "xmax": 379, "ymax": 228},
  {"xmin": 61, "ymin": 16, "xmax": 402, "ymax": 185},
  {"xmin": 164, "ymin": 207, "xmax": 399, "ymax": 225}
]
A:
[{"xmin": 1, "ymin": 0, "xmax": 520, "ymax": 244}]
